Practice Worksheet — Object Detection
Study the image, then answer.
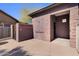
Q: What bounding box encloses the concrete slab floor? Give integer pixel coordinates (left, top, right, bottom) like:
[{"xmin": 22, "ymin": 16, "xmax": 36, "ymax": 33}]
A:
[
  {"xmin": 51, "ymin": 38, "xmax": 78, "ymax": 56},
  {"xmin": 0, "ymin": 38, "xmax": 79, "ymax": 56}
]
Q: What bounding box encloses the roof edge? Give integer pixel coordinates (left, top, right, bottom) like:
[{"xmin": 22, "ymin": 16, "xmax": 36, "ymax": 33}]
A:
[
  {"xmin": 0, "ymin": 10, "xmax": 19, "ymax": 22},
  {"xmin": 29, "ymin": 3, "xmax": 63, "ymax": 17}
]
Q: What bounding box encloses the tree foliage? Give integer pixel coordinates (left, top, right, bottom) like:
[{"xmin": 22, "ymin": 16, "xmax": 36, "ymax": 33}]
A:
[{"xmin": 19, "ymin": 9, "xmax": 32, "ymax": 24}]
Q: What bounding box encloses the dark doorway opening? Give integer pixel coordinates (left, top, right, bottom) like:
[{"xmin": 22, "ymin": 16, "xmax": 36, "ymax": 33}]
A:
[{"xmin": 51, "ymin": 14, "xmax": 70, "ymax": 41}]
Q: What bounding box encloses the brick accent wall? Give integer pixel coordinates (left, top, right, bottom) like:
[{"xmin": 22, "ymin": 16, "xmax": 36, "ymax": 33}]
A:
[
  {"xmin": 32, "ymin": 15, "xmax": 51, "ymax": 41},
  {"xmin": 70, "ymin": 6, "xmax": 79, "ymax": 48}
]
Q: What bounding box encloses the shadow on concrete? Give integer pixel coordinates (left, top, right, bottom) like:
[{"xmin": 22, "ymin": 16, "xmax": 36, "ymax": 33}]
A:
[
  {"xmin": 19, "ymin": 39, "xmax": 33, "ymax": 42},
  {"xmin": 0, "ymin": 49, "xmax": 6, "ymax": 54},
  {"xmin": 0, "ymin": 37, "xmax": 11, "ymax": 41},
  {"xmin": 0, "ymin": 41, "xmax": 8, "ymax": 45},
  {"xmin": 0, "ymin": 47, "xmax": 32, "ymax": 56}
]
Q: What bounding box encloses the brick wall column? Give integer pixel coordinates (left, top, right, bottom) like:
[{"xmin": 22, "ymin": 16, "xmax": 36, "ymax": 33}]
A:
[
  {"xmin": 70, "ymin": 6, "xmax": 78, "ymax": 48},
  {"xmin": 76, "ymin": 8, "xmax": 79, "ymax": 49},
  {"xmin": 76, "ymin": 20, "xmax": 79, "ymax": 49},
  {"xmin": 16, "ymin": 23, "xmax": 19, "ymax": 42},
  {"xmin": 11, "ymin": 24, "xmax": 13, "ymax": 39}
]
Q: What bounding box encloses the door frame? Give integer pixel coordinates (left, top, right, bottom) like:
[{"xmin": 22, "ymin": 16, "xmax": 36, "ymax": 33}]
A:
[
  {"xmin": 54, "ymin": 14, "xmax": 70, "ymax": 39},
  {"xmin": 50, "ymin": 11, "xmax": 70, "ymax": 41}
]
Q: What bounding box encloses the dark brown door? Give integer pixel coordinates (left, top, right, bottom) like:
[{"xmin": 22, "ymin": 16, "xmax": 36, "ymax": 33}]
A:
[{"xmin": 54, "ymin": 14, "xmax": 69, "ymax": 39}]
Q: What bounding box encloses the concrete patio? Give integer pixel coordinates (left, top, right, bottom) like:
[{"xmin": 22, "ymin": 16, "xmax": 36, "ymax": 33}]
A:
[{"xmin": 0, "ymin": 38, "xmax": 79, "ymax": 56}]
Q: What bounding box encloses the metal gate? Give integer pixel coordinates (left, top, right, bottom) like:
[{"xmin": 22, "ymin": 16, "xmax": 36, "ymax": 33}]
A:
[{"xmin": 0, "ymin": 25, "xmax": 11, "ymax": 39}]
